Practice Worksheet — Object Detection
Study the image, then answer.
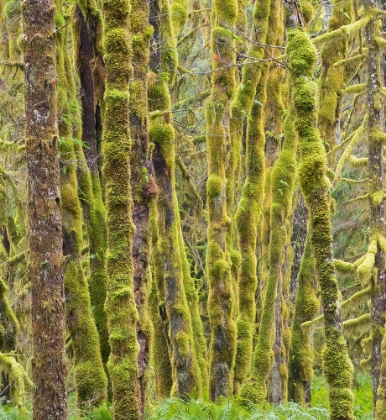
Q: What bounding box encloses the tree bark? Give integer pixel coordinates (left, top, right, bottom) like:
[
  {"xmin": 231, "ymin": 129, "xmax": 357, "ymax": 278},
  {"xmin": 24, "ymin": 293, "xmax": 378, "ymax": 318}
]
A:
[
  {"xmin": 23, "ymin": 1, "xmax": 68, "ymax": 418},
  {"xmin": 130, "ymin": 0, "xmax": 156, "ymax": 411}
]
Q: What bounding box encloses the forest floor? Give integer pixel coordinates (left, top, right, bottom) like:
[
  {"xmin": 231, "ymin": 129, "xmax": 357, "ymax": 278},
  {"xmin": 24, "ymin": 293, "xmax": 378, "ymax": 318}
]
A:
[{"xmin": 0, "ymin": 374, "xmax": 373, "ymax": 419}]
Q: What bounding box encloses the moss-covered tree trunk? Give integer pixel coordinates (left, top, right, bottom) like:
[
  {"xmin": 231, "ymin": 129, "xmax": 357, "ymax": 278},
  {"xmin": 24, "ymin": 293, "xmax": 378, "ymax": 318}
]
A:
[
  {"xmin": 149, "ymin": 201, "xmax": 173, "ymax": 398},
  {"xmin": 56, "ymin": 3, "xmax": 107, "ymax": 407},
  {"xmin": 288, "ymin": 229, "xmax": 318, "ymax": 403},
  {"xmin": 206, "ymin": 0, "xmax": 239, "ymax": 401},
  {"xmin": 231, "ymin": 0, "xmax": 271, "ymax": 394},
  {"xmin": 239, "ymin": 74, "xmax": 297, "ymax": 406},
  {"xmin": 287, "ymin": 27, "xmax": 354, "ymax": 420},
  {"xmin": 264, "ymin": 2, "xmax": 289, "ymax": 404},
  {"xmin": 318, "ymin": 0, "xmax": 352, "ymax": 152},
  {"xmin": 73, "ymin": 0, "xmax": 110, "ymax": 370},
  {"xmin": 147, "ymin": 0, "xmax": 174, "ymax": 399},
  {"xmin": 23, "ymin": 0, "xmax": 68, "ymax": 418},
  {"xmin": 102, "ymin": 0, "xmax": 140, "ymax": 418},
  {"xmin": 129, "ymin": 0, "xmax": 156, "ymax": 411},
  {"xmin": 364, "ymin": 0, "xmax": 386, "ymax": 411},
  {"xmin": 149, "ymin": 0, "xmax": 202, "ymax": 399}
]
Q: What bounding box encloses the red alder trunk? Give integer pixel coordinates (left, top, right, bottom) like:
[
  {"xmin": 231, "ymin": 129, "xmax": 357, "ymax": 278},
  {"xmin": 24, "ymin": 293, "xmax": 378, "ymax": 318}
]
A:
[{"xmin": 23, "ymin": 1, "xmax": 68, "ymax": 419}]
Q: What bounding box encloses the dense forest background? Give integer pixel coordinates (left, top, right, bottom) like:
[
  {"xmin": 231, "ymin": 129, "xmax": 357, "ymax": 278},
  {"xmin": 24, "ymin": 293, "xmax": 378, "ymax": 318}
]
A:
[{"xmin": 0, "ymin": 0, "xmax": 385, "ymax": 418}]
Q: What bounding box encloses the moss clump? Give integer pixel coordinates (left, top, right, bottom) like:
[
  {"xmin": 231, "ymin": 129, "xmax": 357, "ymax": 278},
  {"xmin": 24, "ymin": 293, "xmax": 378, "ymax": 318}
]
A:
[
  {"xmin": 0, "ymin": 354, "xmax": 32, "ymax": 412},
  {"xmin": 171, "ymin": 0, "xmax": 188, "ymax": 35},
  {"xmin": 207, "ymin": 175, "xmax": 223, "ymax": 199}
]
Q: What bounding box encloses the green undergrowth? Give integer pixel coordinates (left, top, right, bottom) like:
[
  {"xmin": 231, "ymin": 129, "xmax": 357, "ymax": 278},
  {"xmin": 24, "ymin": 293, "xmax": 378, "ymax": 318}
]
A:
[
  {"xmin": 0, "ymin": 374, "xmax": 372, "ymax": 419},
  {"xmin": 312, "ymin": 373, "xmax": 373, "ymax": 419},
  {"xmin": 0, "ymin": 400, "xmax": 112, "ymax": 420},
  {"xmin": 146, "ymin": 398, "xmax": 329, "ymax": 419}
]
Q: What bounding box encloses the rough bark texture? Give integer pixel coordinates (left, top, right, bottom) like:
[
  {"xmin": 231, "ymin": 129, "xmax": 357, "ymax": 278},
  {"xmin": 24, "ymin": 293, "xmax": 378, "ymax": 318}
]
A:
[
  {"xmin": 23, "ymin": 1, "xmax": 68, "ymax": 418},
  {"xmin": 102, "ymin": 0, "xmax": 141, "ymax": 418},
  {"xmin": 365, "ymin": 0, "xmax": 386, "ymax": 413},
  {"xmin": 130, "ymin": 0, "xmax": 155, "ymax": 411}
]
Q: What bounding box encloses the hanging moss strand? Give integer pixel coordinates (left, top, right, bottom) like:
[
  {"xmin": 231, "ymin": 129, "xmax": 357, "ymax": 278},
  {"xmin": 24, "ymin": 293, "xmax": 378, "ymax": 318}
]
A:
[{"xmin": 149, "ymin": 199, "xmax": 174, "ymax": 398}]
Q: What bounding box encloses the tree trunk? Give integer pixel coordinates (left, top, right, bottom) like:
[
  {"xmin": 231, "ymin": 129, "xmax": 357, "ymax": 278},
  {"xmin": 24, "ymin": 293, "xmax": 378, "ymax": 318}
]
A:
[
  {"xmin": 231, "ymin": 0, "xmax": 271, "ymax": 394},
  {"xmin": 149, "ymin": 0, "xmax": 203, "ymax": 399},
  {"xmin": 364, "ymin": 0, "xmax": 386, "ymax": 412},
  {"xmin": 287, "ymin": 26, "xmax": 354, "ymax": 420},
  {"xmin": 288, "ymin": 229, "xmax": 318, "ymax": 404},
  {"xmin": 130, "ymin": 0, "xmax": 156, "ymax": 411},
  {"xmin": 56, "ymin": 4, "xmax": 107, "ymax": 407},
  {"xmin": 206, "ymin": 0, "xmax": 238, "ymax": 401},
  {"xmin": 102, "ymin": 0, "xmax": 140, "ymax": 418},
  {"xmin": 23, "ymin": 1, "xmax": 68, "ymax": 418},
  {"xmin": 73, "ymin": 0, "xmax": 110, "ymax": 370}
]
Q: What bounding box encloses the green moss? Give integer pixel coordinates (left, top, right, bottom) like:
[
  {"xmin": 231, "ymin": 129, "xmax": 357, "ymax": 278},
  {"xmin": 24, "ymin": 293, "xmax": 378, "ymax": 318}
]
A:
[
  {"xmin": 149, "ymin": 121, "xmax": 175, "ymax": 169},
  {"xmin": 0, "ymin": 278, "xmax": 18, "ymax": 352},
  {"xmin": 0, "ymin": 354, "xmax": 32, "ymax": 412},
  {"xmin": 207, "ymin": 175, "xmax": 223, "ymax": 198},
  {"xmin": 171, "ymin": 0, "xmax": 188, "ymax": 35},
  {"xmin": 333, "ymin": 259, "xmax": 355, "ymax": 273},
  {"xmin": 357, "ymin": 239, "xmax": 377, "ymax": 284},
  {"xmin": 175, "ymin": 205, "xmax": 209, "ymax": 398}
]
